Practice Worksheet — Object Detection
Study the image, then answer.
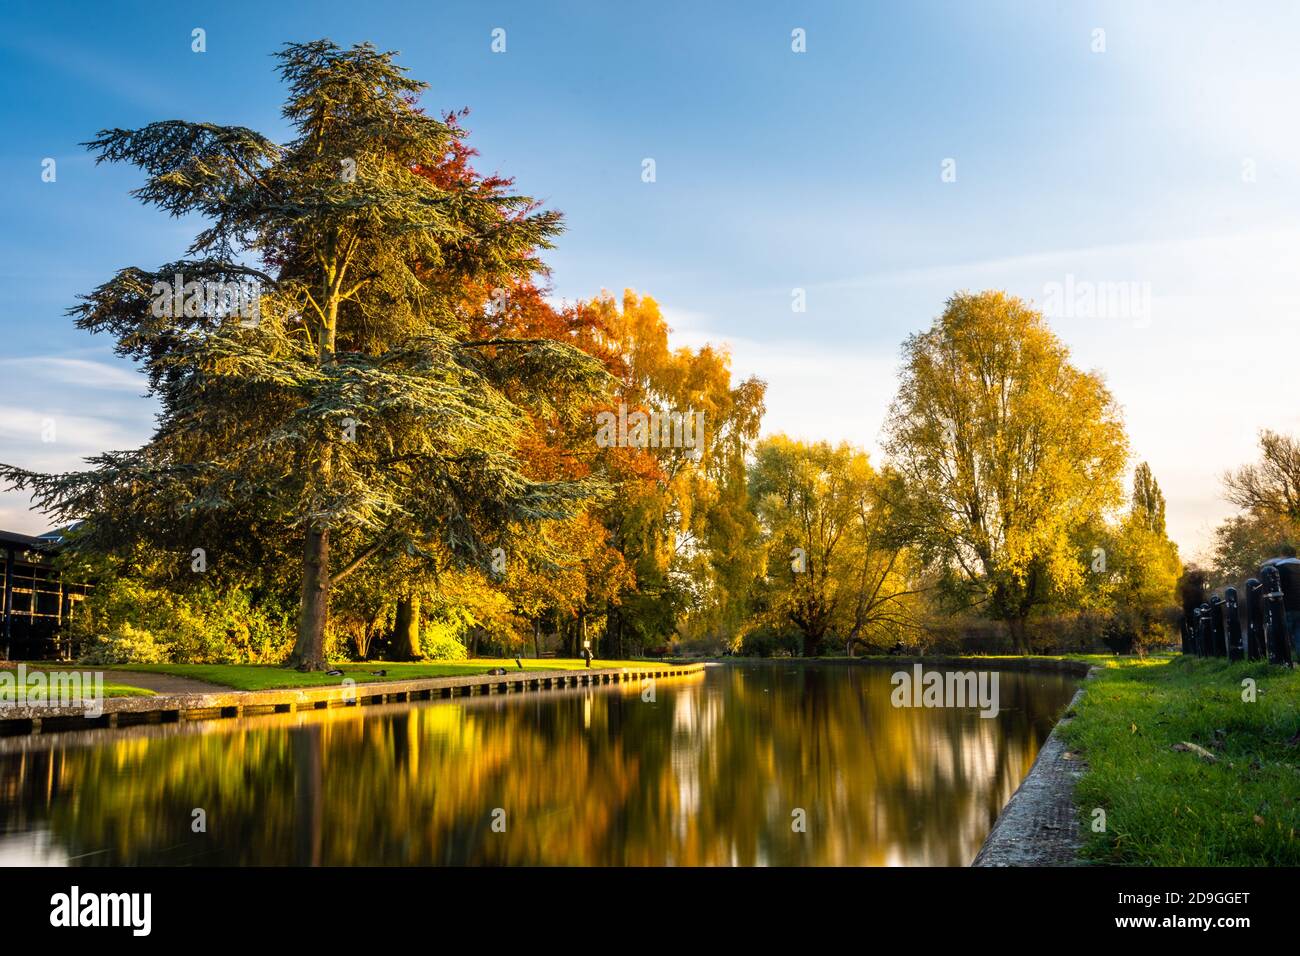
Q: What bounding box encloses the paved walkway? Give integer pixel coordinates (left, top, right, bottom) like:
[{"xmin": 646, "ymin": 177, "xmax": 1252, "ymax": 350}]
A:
[
  {"xmin": 107, "ymin": 672, "xmax": 234, "ymax": 695},
  {"xmin": 972, "ymin": 681, "xmax": 1090, "ymax": 866}
]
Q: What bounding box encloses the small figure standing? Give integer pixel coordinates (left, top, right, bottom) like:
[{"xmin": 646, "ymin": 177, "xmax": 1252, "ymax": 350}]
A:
[{"xmin": 582, "ymin": 639, "xmax": 593, "ymax": 668}]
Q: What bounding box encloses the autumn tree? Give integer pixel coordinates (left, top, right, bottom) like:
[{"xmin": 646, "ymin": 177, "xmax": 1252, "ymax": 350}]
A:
[
  {"xmin": 882, "ymin": 291, "xmax": 1129, "ymax": 652},
  {"xmin": 748, "ymin": 437, "xmax": 915, "ymax": 656},
  {"xmin": 582, "ymin": 291, "xmax": 766, "ymax": 656},
  {"xmin": 1104, "ymin": 463, "xmax": 1181, "ymax": 649},
  {"xmin": 0, "ymin": 41, "xmax": 609, "ymax": 669}
]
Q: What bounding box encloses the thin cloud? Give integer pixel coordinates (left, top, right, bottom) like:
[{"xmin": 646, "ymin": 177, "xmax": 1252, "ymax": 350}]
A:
[{"xmin": 0, "ymin": 356, "xmax": 146, "ymax": 393}]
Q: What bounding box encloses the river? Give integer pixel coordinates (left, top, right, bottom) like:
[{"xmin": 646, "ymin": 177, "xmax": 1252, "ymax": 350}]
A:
[{"xmin": 0, "ymin": 662, "xmax": 1076, "ymax": 866}]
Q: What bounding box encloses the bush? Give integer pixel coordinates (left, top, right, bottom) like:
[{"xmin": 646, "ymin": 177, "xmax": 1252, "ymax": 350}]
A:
[
  {"xmin": 673, "ymin": 635, "xmax": 729, "ymax": 657},
  {"xmin": 73, "ymin": 579, "xmax": 293, "ymax": 664},
  {"xmin": 737, "ymin": 625, "xmax": 802, "ymax": 657},
  {"xmin": 80, "ymin": 621, "xmax": 170, "ymax": 665},
  {"xmin": 420, "ymin": 619, "xmax": 468, "ymax": 660}
]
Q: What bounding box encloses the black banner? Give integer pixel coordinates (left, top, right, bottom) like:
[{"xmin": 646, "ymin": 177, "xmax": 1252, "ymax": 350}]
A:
[{"xmin": 0, "ymin": 865, "xmax": 1280, "ymax": 942}]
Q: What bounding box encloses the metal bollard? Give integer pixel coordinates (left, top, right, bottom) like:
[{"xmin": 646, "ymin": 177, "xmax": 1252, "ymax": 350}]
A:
[
  {"xmin": 1260, "ymin": 566, "xmax": 1293, "ymax": 666},
  {"xmin": 1209, "ymin": 595, "xmax": 1227, "ymax": 657},
  {"xmin": 1223, "ymin": 587, "xmax": 1243, "ymax": 661},
  {"xmin": 1266, "ymin": 557, "xmax": 1300, "ymax": 662},
  {"xmin": 1196, "ymin": 603, "xmax": 1212, "ymax": 657},
  {"xmin": 1243, "ymin": 578, "xmax": 1265, "ymax": 661},
  {"xmin": 1179, "ymin": 571, "xmax": 1206, "ymax": 656}
]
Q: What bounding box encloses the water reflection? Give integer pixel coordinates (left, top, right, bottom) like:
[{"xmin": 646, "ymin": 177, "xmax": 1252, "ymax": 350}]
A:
[{"xmin": 0, "ymin": 664, "xmax": 1075, "ymax": 866}]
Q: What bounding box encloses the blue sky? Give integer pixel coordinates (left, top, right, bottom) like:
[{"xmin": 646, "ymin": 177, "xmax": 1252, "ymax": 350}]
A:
[{"xmin": 2, "ymin": 0, "xmax": 1300, "ymax": 556}]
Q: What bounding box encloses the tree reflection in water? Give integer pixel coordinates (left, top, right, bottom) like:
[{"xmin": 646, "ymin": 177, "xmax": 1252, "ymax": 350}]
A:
[{"xmin": 0, "ymin": 664, "xmax": 1075, "ymax": 866}]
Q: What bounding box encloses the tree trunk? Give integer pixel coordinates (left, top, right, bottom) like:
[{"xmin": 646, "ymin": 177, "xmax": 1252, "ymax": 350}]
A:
[
  {"xmin": 392, "ymin": 594, "xmax": 422, "ymax": 661},
  {"xmin": 606, "ymin": 603, "xmax": 622, "ymax": 659},
  {"xmin": 1008, "ymin": 616, "xmax": 1031, "ymax": 654},
  {"xmin": 289, "ymin": 524, "xmax": 330, "ymax": 670},
  {"xmin": 289, "ymin": 261, "xmax": 341, "ymax": 673},
  {"xmin": 533, "ymin": 618, "xmax": 541, "ymax": 659}
]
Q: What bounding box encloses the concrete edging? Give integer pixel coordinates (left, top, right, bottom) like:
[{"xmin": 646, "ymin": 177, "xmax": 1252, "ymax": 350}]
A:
[
  {"xmin": 0, "ymin": 663, "xmax": 707, "ymax": 737},
  {"xmin": 972, "ymin": 665, "xmax": 1098, "ymax": 867}
]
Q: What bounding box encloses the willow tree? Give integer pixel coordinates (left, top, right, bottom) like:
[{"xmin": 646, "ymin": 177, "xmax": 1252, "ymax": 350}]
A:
[
  {"xmin": 0, "ymin": 41, "xmax": 609, "ymax": 669},
  {"xmin": 749, "ymin": 436, "xmax": 914, "ymax": 656},
  {"xmin": 882, "ymin": 291, "xmax": 1128, "ymax": 652}
]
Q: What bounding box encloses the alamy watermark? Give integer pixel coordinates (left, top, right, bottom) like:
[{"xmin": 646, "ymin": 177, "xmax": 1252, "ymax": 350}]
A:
[
  {"xmin": 1042, "ymin": 274, "xmax": 1151, "ymax": 328},
  {"xmin": 890, "ymin": 664, "xmax": 1000, "ymax": 718},
  {"xmin": 50, "ymin": 886, "xmax": 151, "ymax": 936},
  {"xmin": 150, "ymin": 272, "xmax": 261, "ymax": 326},
  {"xmin": 0, "ymin": 664, "xmax": 106, "ymax": 718},
  {"xmin": 595, "ymin": 403, "xmax": 704, "ymax": 457}
]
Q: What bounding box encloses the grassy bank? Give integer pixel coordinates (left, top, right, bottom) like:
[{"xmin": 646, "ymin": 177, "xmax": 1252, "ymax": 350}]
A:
[
  {"xmin": 0, "ymin": 664, "xmax": 155, "ymax": 700},
  {"xmin": 109, "ymin": 658, "xmax": 657, "ymax": 691},
  {"xmin": 1063, "ymin": 656, "xmax": 1300, "ymax": 866}
]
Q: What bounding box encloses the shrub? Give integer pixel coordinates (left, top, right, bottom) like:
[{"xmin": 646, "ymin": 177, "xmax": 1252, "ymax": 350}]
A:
[
  {"xmin": 80, "ymin": 621, "xmax": 170, "ymax": 665},
  {"xmin": 737, "ymin": 625, "xmax": 802, "ymax": 657},
  {"xmin": 72, "ymin": 578, "xmax": 293, "ymax": 664},
  {"xmin": 421, "ymin": 619, "xmax": 468, "ymax": 660}
]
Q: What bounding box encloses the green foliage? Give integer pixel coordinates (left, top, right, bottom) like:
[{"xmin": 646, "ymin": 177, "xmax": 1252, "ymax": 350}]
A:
[
  {"xmin": 74, "ymin": 579, "xmax": 293, "ymax": 665},
  {"xmin": 1068, "ymin": 463, "xmax": 1182, "ymax": 654},
  {"xmin": 883, "ymin": 291, "xmax": 1129, "ymax": 650},
  {"xmin": 0, "ymin": 39, "xmax": 610, "ymax": 671},
  {"xmin": 748, "ymin": 436, "xmax": 916, "ymax": 656},
  {"xmin": 1211, "ymin": 429, "xmax": 1300, "ymax": 585},
  {"xmin": 421, "ymin": 619, "xmax": 469, "ymax": 660},
  {"xmin": 737, "ymin": 625, "xmax": 802, "ymax": 657},
  {"xmin": 1210, "ymin": 509, "xmax": 1299, "ymax": 586}
]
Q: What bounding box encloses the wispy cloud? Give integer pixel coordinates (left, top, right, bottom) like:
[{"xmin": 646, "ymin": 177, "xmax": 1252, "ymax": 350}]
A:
[
  {"xmin": 0, "ymin": 31, "xmax": 180, "ymax": 113},
  {"xmin": 0, "ymin": 356, "xmax": 146, "ymax": 393},
  {"xmin": 0, "ymin": 404, "xmax": 145, "ymax": 464}
]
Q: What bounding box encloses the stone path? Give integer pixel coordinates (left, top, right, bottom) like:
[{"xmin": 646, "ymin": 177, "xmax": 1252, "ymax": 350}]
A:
[
  {"xmin": 972, "ymin": 680, "xmax": 1091, "ymax": 866},
  {"xmin": 105, "ymin": 672, "xmax": 234, "ymax": 695}
]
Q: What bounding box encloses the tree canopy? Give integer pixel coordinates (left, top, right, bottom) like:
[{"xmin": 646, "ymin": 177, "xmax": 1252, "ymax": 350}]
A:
[{"xmin": 882, "ymin": 291, "xmax": 1130, "ymax": 651}]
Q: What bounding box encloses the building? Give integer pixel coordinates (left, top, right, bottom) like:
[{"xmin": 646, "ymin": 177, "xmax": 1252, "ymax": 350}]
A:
[{"xmin": 1, "ymin": 528, "xmax": 91, "ymax": 661}]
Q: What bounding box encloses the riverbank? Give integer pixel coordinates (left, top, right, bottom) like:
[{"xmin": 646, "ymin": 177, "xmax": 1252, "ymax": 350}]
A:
[
  {"xmin": 0, "ymin": 664, "xmax": 158, "ymax": 700},
  {"xmin": 973, "ymin": 677, "xmax": 1092, "ymax": 866},
  {"xmin": 0, "ymin": 661, "xmax": 705, "ymax": 735},
  {"xmin": 1062, "ymin": 655, "xmax": 1300, "ymax": 866},
  {"xmin": 109, "ymin": 658, "xmax": 655, "ymax": 691},
  {"xmin": 2, "ymin": 658, "xmax": 656, "ymax": 695},
  {"xmin": 676, "ymin": 653, "xmax": 1099, "ymax": 675}
]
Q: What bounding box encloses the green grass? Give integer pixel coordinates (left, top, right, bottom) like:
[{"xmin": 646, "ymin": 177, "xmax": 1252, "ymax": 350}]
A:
[
  {"xmin": 108, "ymin": 658, "xmax": 659, "ymax": 691},
  {"xmin": 1062, "ymin": 655, "xmax": 1300, "ymax": 866},
  {"xmin": 0, "ymin": 664, "xmax": 155, "ymax": 700}
]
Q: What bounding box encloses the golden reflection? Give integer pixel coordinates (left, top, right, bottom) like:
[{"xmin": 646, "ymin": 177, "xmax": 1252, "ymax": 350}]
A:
[{"xmin": 0, "ymin": 666, "xmax": 1073, "ymax": 866}]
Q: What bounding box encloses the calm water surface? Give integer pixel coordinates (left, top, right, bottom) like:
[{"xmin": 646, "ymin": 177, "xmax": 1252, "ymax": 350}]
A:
[{"xmin": 0, "ymin": 663, "xmax": 1075, "ymax": 866}]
